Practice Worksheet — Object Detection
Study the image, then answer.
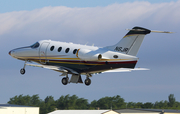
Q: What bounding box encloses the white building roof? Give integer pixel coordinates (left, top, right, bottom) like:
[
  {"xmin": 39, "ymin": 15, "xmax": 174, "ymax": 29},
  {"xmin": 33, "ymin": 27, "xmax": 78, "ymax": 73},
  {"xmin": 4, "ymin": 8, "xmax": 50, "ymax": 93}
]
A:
[
  {"xmin": 48, "ymin": 110, "xmax": 110, "ymax": 114},
  {"xmin": 0, "ymin": 104, "xmax": 34, "ymax": 107},
  {"xmin": 115, "ymin": 109, "xmax": 180, "ymax": 113}
]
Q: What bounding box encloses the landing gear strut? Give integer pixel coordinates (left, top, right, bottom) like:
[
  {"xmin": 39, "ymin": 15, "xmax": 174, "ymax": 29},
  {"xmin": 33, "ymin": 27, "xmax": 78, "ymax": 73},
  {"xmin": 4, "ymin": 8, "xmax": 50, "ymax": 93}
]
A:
[{"xmin": 20, "ymin": 61, "xmax": 27, "ymax": 75}]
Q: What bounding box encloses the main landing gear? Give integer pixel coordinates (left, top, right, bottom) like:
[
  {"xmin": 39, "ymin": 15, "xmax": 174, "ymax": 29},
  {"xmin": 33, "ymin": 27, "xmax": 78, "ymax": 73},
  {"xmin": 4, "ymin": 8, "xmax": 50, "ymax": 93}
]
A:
[
  {"xmin": 61, "ymin": 77, "xmax": 69, "ymax": 85},
  {"xmin": 61, "ymin": 73, "xmax": 92, "ymax": 86},
  {"xmin": 84, "ymin": 74, "xmax": 92, "ymax": 86},
  {"xmin": 84, "ymin": 78, "xmax": 91, "ymax": 86}
]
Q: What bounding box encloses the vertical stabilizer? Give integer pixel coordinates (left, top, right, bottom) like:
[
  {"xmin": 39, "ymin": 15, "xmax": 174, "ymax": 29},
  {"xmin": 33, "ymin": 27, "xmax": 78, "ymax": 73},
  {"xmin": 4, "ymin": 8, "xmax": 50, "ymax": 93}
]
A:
[{"xmin": 105, "ymin": 27, "xmax": 151, "ymax": 56}]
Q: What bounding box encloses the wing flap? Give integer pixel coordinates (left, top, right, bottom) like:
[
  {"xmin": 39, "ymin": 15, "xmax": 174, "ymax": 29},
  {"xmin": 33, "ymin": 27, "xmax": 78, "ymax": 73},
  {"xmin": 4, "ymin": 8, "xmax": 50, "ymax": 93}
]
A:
[{"xmin": 104, "ymin": 68, "xmax": 149, "ymax": 73}]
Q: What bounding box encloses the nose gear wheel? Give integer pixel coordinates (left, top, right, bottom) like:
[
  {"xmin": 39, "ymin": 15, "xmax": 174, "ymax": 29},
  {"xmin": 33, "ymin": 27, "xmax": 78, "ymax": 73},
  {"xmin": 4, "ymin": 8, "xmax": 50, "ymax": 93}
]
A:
[
  {"xmin": 20, "ymin": 68, "xmax": 25, "ymax": 75},
  {"xmin": 20, "ymin": 61, "xmax": 27, "ymax": 75}
]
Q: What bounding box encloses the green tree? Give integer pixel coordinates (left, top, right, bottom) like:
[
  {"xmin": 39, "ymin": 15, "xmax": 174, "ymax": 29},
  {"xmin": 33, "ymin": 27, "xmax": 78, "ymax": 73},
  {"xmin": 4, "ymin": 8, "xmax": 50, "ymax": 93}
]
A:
[
  {"xmin": 168, "ymin": 94, "xmax": 176, "ymax": 107},
  {"xmin": 8, "ymin": 94, "xmax": 180, "ymax": 113},
  {"xmin": 142, "ymin": 102, "xmax": 153, "ymax": 108},
  {"xmin": 134, "ymin": 102, "xmax": 143, "ymax": 108},
  {"xmin": 68, "ymin": 95, "xmax": 78, "ymax": 109},
  {"xmin": 39, "ymin": 102, "xmax": 47, "ymax": 114},
  {"xmin": 30, "ymin": 94, "xmax": 41, "ymax": 106},
  {"xmin": 44, "ymin": 96, "xmax": 56, "ymax": 113},
  {"xmin": 90, "ymin": 100, "xmax": 98, "ymax": 109},
  {"xmin": 127, "ymin": 102, "xmax": 136, "ymax": 108},
  {"xmin": 8, "ymin": 94, "xmax": 46, "ymax": 114},
  {"xmin": 76, "ymin": 98, "xmax": 88, "ymax": 109},
  {"xmin": 96, "ymin": 95, "xmax": 126, "ymax": 109},
  {"xmin": 56, "ymin": 94, "xmax": 88, "ymax": 110},
  {"xmin": 8, "ymin": 94, "xmax": 31, "ymax": 106},
  {"xmin": 154, "ymin": 100, "xmax": 169, "ymax": 109}
]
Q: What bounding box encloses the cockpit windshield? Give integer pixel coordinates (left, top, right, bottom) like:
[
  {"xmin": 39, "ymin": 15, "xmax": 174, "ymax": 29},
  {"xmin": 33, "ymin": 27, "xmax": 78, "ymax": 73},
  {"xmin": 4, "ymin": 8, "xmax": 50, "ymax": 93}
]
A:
[{"xmin": 30, "ymin": 42, "xmax": 40, "ymax": 49}]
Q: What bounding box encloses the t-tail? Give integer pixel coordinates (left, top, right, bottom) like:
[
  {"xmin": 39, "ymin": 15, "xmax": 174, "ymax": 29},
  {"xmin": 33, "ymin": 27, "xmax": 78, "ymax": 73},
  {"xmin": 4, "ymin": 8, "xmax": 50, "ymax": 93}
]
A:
[{"xmin": 105, "ymin": 26, "xmax": 172, "ymax": 56}]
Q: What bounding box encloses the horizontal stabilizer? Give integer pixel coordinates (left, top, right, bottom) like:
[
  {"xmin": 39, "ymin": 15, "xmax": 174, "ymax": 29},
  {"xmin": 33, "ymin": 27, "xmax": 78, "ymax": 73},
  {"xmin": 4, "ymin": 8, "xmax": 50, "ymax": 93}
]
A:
[
  {"xmin": 126, "ymin": 29, "xmax": 173, "ymax": 33},
  {"xmin": 151, "ymin": 30, "xmax": 173, "ymax": 33}
]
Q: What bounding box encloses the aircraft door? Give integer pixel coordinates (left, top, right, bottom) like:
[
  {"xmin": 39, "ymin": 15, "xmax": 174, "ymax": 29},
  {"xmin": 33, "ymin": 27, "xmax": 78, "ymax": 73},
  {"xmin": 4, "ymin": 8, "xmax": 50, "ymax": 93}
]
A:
[{"xmin": 39, "ymin": 42, "xmax": 49, "ymax": 64}]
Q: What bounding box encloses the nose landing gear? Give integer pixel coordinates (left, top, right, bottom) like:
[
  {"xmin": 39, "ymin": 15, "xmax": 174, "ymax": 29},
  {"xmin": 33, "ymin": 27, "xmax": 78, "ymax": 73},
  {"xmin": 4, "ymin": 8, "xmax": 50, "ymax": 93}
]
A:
[
  {"xmin": 20, "ymin": 68, "xmax": 25, "ymax": 75},
  {"xmin": 20, "ymin": 61, "xmax": 27, "ymax": 75}
]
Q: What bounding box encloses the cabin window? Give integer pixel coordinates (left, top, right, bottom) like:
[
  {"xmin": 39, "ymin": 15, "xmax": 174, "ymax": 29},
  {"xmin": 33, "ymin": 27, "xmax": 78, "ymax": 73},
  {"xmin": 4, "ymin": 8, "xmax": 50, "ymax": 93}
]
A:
[
  {"xmin": 113, "ymin": 55, "xmax": 118, "ymax": 58},
  {"xmin": 50, "ymin": 46, "xmax": 55, "ymax": 51},
  {"xmin": 65, "ymin": 48, "xmax": 70, "ymax": 53},
  {"xmin": 58, "ymin": 47, "xmax": 62, "ymax": 52},
  {"xmin": 73, "ymin": 49, "xmax": 77, "ymax": 54}
]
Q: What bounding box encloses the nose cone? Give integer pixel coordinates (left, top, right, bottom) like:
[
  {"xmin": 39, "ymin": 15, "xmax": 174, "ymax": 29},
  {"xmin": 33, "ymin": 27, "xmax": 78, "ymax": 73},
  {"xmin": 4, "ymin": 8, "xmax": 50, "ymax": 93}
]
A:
[
  {"xmin": 9, "ymin": 49, "xmax": 15, "ymax": 57},
  {"xmin": 9, "ymin": 46, "xmax": 33, "ymax": 59},
  {"xmin": 9, "ymin": 48, "xmax": 19, "ymax": 58},
  {"xmin": 9, "ymin": 45, "xmax": 37, "ymax": 60},
  {"xmin": 9, "ymin": 51, "xmax": 11, "ymax": 55}
]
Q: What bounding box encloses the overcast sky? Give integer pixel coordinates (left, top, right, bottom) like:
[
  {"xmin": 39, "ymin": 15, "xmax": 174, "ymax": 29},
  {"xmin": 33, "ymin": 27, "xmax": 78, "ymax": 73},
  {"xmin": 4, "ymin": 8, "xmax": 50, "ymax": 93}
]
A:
[{"xmin": 0, "ymin": 0, "xmax": 180, "ymax": 104}]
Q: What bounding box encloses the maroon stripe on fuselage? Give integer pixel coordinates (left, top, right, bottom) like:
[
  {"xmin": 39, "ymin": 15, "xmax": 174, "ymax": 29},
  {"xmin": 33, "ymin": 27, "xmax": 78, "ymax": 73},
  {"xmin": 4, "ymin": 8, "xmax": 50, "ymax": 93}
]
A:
[
  {"xmin": 48, "ymin": 59, "xmax": 137, "ymax": 65},
  {"xmin": 28, "ymin": 58, "xmax": 137, "ymax": 73}
]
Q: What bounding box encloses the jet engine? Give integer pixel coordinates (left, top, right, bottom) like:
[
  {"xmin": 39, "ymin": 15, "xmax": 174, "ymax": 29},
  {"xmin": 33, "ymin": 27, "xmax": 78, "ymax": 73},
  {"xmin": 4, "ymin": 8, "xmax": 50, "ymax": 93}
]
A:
[{"xmin": 76, "ymin": 49, "xmax": 102, "ymax": 61}]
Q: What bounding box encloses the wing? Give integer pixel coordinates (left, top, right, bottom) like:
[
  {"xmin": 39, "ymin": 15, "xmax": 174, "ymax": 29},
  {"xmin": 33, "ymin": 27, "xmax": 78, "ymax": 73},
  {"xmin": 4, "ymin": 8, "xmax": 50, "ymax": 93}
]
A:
[
  {"xmin": 26, "ymin": 63, "xmax": 148, "ymax": 75},
  {"xmin": 80, "ymin": 67, "xmax": 149, "ymax": 75},
  {"xmin": 103, "ymin": 68, "xmax": 149, "ymax": 73},
  {"xmin": 26, "ymin": 63, "xmax": 79, "ymax": 74}
]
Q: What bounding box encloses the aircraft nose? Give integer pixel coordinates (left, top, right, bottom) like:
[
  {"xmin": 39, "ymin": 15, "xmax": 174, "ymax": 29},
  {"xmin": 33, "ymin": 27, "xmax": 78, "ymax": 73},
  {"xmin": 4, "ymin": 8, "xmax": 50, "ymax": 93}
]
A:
[
  {"xmin": 9, "ymin": 51, "xmax": 11, "ymax": 55},
  {"xmin": 9, "ymin": 46, "xmax": 32, "ymax": 59},
  {"xmin": 9, "ymin": 49, "xmax": 16, "ymax": 57}
]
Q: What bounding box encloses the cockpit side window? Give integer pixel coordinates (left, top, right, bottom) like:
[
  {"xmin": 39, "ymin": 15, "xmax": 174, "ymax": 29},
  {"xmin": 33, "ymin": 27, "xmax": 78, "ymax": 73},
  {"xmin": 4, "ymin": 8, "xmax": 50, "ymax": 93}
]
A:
[{"xmin": 31, "ymin": 42, "xmax": 40, "ymax": 49}]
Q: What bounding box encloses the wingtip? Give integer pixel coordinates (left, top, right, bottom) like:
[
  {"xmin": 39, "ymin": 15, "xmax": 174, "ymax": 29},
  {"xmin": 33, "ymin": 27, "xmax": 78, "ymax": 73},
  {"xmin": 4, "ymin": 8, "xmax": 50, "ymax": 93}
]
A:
[{"xmin": 151, "ymin": 30, "xmax": 174, "ymax": 34}]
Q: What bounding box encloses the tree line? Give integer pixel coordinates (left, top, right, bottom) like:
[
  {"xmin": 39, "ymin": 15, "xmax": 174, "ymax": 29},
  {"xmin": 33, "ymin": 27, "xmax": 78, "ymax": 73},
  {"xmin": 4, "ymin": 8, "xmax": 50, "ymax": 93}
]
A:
[{"xmin": 7, "ymin": 94, "xmax": 180, "ymax": 114}]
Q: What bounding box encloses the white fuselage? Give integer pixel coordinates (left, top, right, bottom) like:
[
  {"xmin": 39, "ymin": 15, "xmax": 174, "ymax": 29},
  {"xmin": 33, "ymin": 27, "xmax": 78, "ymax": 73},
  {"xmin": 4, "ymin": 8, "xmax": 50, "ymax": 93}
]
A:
[
  {"xmin": 9, "ymin": 26, "xmax": 159, "ymax": 86},
  {"xmin": 9, "ymin": 40, "xmax": 138, "ymax": 74}
]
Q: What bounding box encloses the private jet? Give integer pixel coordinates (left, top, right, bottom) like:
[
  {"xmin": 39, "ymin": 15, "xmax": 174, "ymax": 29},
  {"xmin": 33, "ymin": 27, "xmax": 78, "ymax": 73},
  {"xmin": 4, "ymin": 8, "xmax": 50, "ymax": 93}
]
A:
[{"xmin": 9, "ymin": 27, "xmax": 172, "ymax": 86}]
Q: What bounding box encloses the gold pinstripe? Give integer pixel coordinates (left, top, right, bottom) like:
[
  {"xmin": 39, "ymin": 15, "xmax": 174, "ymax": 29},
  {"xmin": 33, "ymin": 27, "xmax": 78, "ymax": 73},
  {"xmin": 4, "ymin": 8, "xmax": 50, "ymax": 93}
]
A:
[
  {"xmin": 17, "ymin": 56, "xmax": 132, "ymax": 61},
  {"xmin": 49, "ymin": 61, "xmax": 103, "ymax": 65},
  {"xmin": 17, "ymin": 56, "xmax": 134, "ymax": 66}
]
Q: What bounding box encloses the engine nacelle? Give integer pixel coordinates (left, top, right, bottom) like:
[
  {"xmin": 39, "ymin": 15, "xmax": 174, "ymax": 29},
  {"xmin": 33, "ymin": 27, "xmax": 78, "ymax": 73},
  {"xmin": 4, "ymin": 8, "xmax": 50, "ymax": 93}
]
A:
[{"xmin": 76, "ymin": 49, "xmax": 102, "ymax": 61}]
